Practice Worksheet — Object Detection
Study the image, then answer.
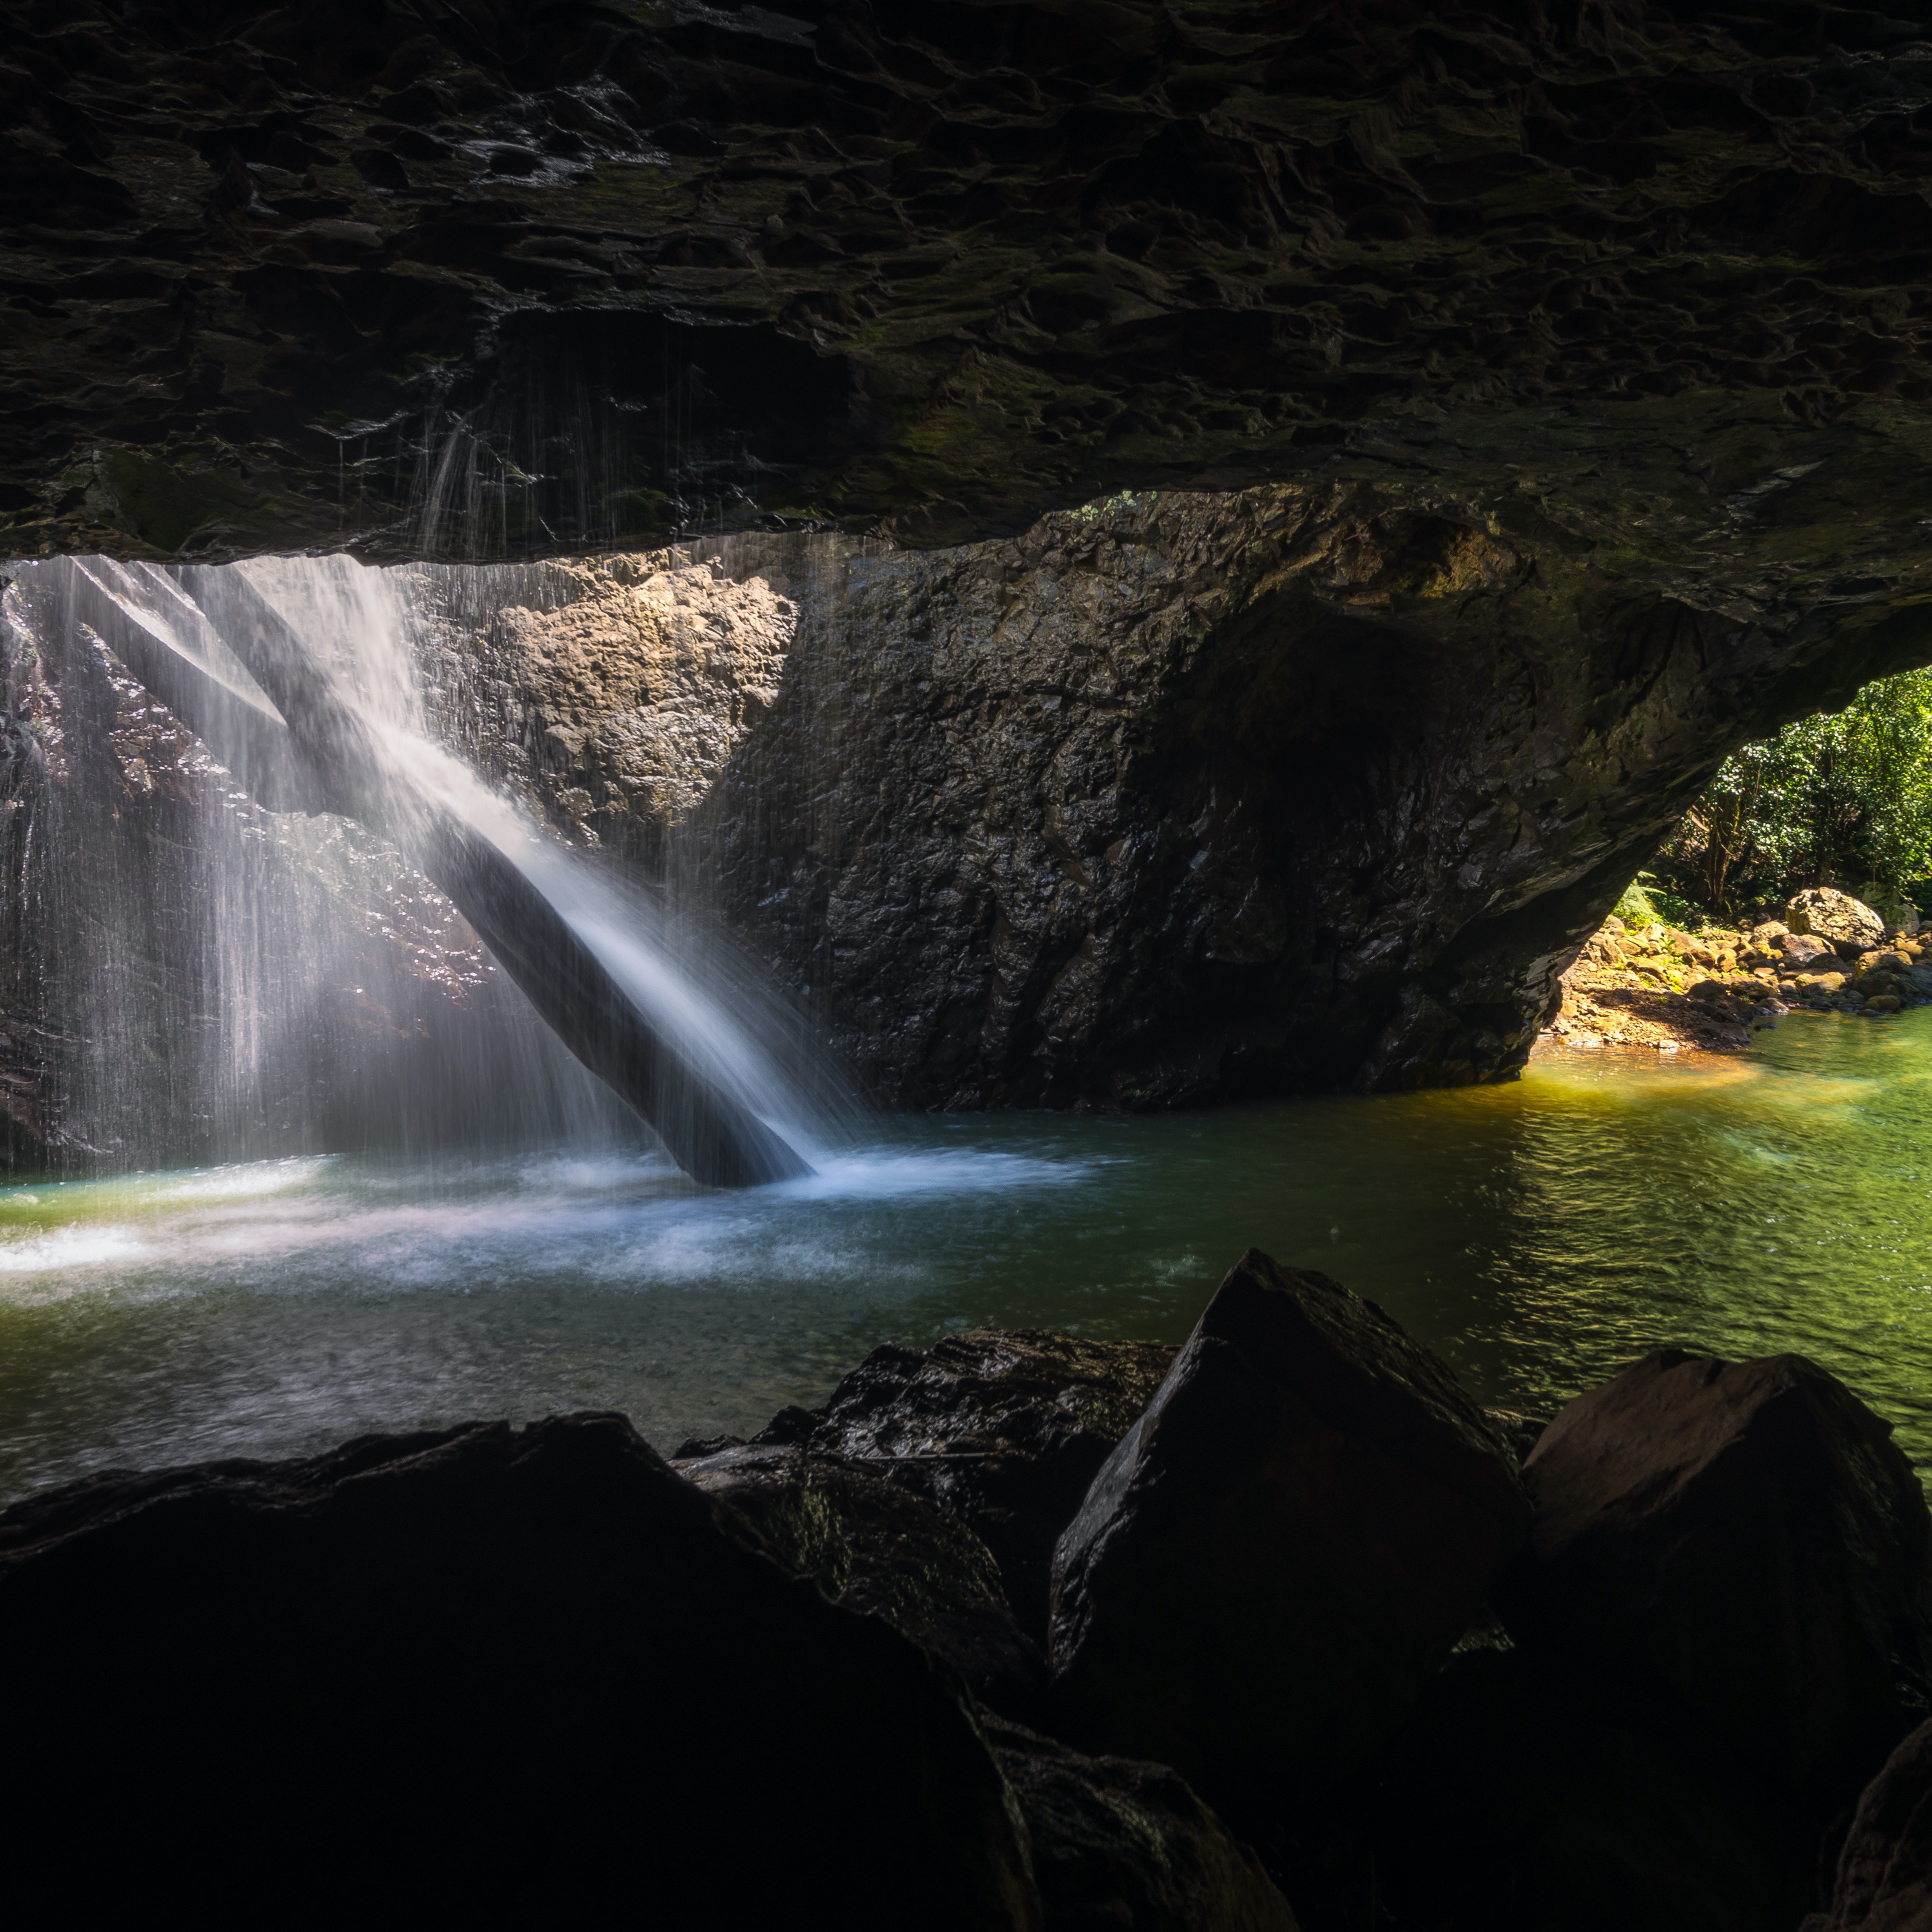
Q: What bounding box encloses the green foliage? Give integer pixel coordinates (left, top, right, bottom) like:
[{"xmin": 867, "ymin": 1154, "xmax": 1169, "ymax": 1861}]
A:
[
  {"xmin": 1612, "ymin": 873, "xmax": 1702, "ymax": 933},
  {"xmin": 1662, "ymin": 666, "xmax": 1932, "ymax": 917}
]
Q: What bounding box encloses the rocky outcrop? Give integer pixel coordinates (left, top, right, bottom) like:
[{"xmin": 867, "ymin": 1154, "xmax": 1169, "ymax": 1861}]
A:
[
  {"xmin": 1819, "ymin": 1717, "xmax": 1932, "ymax": 1932},
  {"xmin": 16, "ymin": 7, "xmax": 1932, "ymax": 1112},
  {"xmin": 676, "ymin": 1439, "xmax": 1043, "ymax": 1717},
  {"xmin": 774, "ymin": 1326, "xmax": 1178, "ymax": 1639},
  {"xmin": 13, "ymin": 0, "xmax": 1932, "ymax": 575},
  {"xmin": 1046, "ymin": 1249, "xmax": 1529, "ymax": 1811},
  {"xmin": 1498, "ymin": 1349, "xmax": 1932, "ymax": 1820},
  {"xmin": 0, "ymin": 1412, "xmax": 1043, "ymax": 1924},
  {"xmin": 983, "ymin": 1715, "xmax": 1301, "ymax": 1932}
]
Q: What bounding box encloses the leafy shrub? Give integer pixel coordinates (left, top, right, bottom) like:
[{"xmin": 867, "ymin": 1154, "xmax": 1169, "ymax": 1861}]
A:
[{"xmin": 1659, "ymin": 667, "xmax": 1932, "ymax": 918}]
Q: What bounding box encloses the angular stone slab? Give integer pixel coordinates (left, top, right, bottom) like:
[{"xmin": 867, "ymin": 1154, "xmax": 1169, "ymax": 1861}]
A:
[
  {"xmin": 1048, "ymin": 1249, "xmax": 1529, "ymax": 1808},
  {"xmin": 983, "ymin": 1713, "xmax": 1301, "ymax": 1932},
  {"xmin": 677, "ymin": 1439, "xmax": 1043, "ymax": 1718},
  {"xmin": 1499, "ymin": 1350, "xmax": 1932, "ymax": 1816},
  {"xmin": 0, "ymin": 1415, "xmax": 1041, "ymax": 1926}
]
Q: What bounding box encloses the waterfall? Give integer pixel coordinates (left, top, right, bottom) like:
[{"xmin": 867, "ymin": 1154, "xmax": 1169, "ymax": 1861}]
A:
[{"xmin": 0, "ymin": 551, "xmax": 826, "ymax": 1185}]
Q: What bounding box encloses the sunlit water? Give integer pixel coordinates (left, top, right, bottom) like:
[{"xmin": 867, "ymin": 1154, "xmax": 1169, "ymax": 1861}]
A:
[{"xmin": 7, "ymin": 1009, "xmax": 1932, "ymax": 1504}]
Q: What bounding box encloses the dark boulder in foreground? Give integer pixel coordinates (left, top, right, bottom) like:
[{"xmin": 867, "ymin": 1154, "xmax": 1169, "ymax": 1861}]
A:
[
  {"xmin": 1818, "ymin": 1717, "xmax": 1932, "ymax": 1932},
  {"xmin": 1048, "ymin": 1249, "xmax": 1529, "ymax": 1809},
  {"xmin": 677, "ymin": 1439, "xmax": 1043, "ymax": 1718},
  {"xmin": 982, "ymin": 1714, "xmax": 1300, "ymax": 1932},
  {"xmin": 0, "ymin": 1415, "xmax": 1042, "ymax": 1926},
  {"xmin": 1376, "ymin": 1645, "xmax": 1814, "ymax": 1932},
  {"xmin": 1499, "ymin": 1350, "xmax": 1932, "ymax": 1819},
  {"xmin": 788, "ymin": 1328, "xmax": 1179, "ymax": 1640}
]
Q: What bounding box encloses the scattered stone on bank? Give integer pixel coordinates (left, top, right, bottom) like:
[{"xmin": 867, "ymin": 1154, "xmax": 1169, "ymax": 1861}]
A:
[
  {"xmin": 1496, "ymin": 1350, "xmax": 1932, "ymax": 1822},
  {"xmin": 1540, "ymin": 887, "xmax": 1930, "ymax": 1058},
  {"xmin": 1046, "ymin": 1249, "xmax": 1530, "ymax": 1816},
  {"xmin": 0, "ymin": 1415, "xmax": 1042, "ymax": 1927},
  {"xmin": 1815, "ymin": 1716, "xmax": 1932, "ymax": 1932},
  {"xmin": 675, "ymin": 1440, "xmax": 1044, "ymax": 1719},
  {"xmin": 982, "ymin": 1714, "xmax": 1302, "ymax": 1932},
  {"xmin": 1375, "ymin": 1645, "xmax": 1815, "ymax": 1932},
  {"xmin": 774, "ymin": 1329, "xmax": 1179, "ymax": 1642}
]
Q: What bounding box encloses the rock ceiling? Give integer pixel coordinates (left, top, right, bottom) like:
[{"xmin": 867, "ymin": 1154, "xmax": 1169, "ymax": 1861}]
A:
[{"xmin": 6, "ymin": 0, "xmax": 1932, "ymax": 585}]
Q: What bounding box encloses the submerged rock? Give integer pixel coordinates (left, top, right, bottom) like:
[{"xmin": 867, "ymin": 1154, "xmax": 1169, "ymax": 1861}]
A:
[
  {"xmin": 793, "ymin": 1329, "xmax": 1179, "ymax": 1640},
  {"xmin": 1819, "ymin": 1717, "xmax": 1932, "ymax": 1931},
  {"xmin": 0, "ymin": 1415, "xmax": 1043, "ymax": 1926},
  {"xmin": 1499, "ymin": 1350, "xmax": 1932, "ymax": 1819},
  {"xmin": 678, "ymin": 1440, "xmax": 1043, "ymax": 1717},
  {"xmin": 1048, "ymin": 1250, "xmax": 1529, "ymax": 1810},
  {"xmin": 1376, "ymin": 1646, "xmax": 1815, "ymax": 1932},
  {"xmin": 1785, "ymin": 889, "xmax": 1887, "ymax": 958},
  {"xmin": 984, "ymin": 1715, "xmax": 1299, "ymax": 1932}
]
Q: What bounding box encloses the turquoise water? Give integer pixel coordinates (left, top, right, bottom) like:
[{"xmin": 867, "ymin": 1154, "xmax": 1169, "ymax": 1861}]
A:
[{"xmin": 4, "ymin": 1008, "xmax": 1931, "ymax": 1504}]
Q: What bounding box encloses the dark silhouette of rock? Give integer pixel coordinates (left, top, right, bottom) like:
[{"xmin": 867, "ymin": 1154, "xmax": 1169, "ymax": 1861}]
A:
[
  {"xmin": 0, "ymin": 1414, "xmax": 1043, "ymax": 1926},
  {"xmin": 1820, "ymin": 1717, "xmax": 1932, "ymax": 1931},
  {"xmin": 982, "ymin": 1714, "xmax": 1300, "ymax": 1932},
  {"xmin": 1498, "ymin": 1350, "xmax": 1932, "ymax": 1821},
  {"xmin": 677, "ymin": 1439, "xmax": 1044, "ymax": 1718},
  {"xmin": 1376, "ymin": 1647, "xmax": 1816, "ymax": 1932},
  {"xmin": 1048, "ymin": 1250, "xmax": 1529, "ymax": 1811},
  {"xmin": 797, "ymin": 1328, "xmax": 1179, "ymax": 1639}
]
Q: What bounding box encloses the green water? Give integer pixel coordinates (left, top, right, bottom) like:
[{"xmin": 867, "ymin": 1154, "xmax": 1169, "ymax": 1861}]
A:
[{"xmin": 4, "ymin": 1008, "xmax": 1931, "ymax": 1505}]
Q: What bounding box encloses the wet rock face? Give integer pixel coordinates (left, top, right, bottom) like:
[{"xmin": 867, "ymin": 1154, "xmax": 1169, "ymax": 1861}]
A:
[
  {"xmin": 1046, "ymin": 1249, "xmax": 1529, "ymax": 1811},
  {"xmin": 689, "ymin": 474, "xmax": 1932, "ymax": 1099},
  {"xmin": 783, "ymin": 1327, "xmax": 1179, "ymax": 1640},
  {"xmin": 0, "ymin": 1413, "xmax": 1043, "ymax": 1926},
  {"xmin": 14, "ymin": 0, "xmax": 1932, "ymax": 576},
  {"xmin": 676, "ymin": 1439, "xmax": 1044, "ymax": 1718},
  {"xmin": 1498, "ymin": 1348, "xmax": 1932, "ymax": 1819}
]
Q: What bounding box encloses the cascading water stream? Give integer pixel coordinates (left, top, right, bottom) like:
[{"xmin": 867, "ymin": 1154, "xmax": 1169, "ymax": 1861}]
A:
[{"xmin": 28, "ymin": 552, "xmax": 820, "ymax": 1187}]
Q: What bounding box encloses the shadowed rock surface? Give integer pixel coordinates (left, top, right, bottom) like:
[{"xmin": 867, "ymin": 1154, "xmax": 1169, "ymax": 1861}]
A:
[
  {"xmin": 780, "ymin": 1326, "xmax": 1180, "ymax": 1640},
  {"xmin": 0, "ymin": 1413, "xmax": 1043, "ymax": 1926},
  {"xmin": 1820, "ymin": 1716, "xmax": 1932, "ymax": 1932},
  {"xmin": 1497, "ymin": 1348, "xmax": 1932, "ymax": 1823},
  {"xmin": 16, "ymin": 7, "xmax": 1932, "ymax": 1109},
  {"xmin": 14, "ymin": 2, "xmax": 1932, "ymax": 565},
  {"xmin": 1375, "ymin": 1645, "xmax": 1818, "ymax": 1932},
  {"xmin": 676, "ymin": 1439, "xmax": 1044, "ymax": 1717},
  {"xmin": 1048, "ymin": 1248, "xmax": 1529, "ymax": 1813},
  {"xmin": 982, "ymin": 1714, "xmax": 1301, "ymax": 1932}
]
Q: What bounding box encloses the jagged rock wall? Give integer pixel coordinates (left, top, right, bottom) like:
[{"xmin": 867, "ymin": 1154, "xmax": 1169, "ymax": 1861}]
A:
[{"xmin": 437, "ymin": 470, "xmax": 1932, "ymax": 1107}]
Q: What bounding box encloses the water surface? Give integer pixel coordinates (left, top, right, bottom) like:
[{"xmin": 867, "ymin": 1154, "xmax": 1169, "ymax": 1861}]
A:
[{"xmin": 7, "ymin": 1009, "xmax": 1932, "ymax": 1503}]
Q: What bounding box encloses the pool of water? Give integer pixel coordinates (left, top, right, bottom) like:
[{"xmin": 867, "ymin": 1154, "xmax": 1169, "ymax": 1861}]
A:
[{"xmin": 6, "ymin": 1008, "xmax": 1932, "ymax": 1504}]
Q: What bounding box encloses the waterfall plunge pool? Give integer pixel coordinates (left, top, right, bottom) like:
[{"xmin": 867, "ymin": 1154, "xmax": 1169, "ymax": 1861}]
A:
[{"xmin": 6, "ymin": 1005, "xmax": 1932, "ymax": 1504}]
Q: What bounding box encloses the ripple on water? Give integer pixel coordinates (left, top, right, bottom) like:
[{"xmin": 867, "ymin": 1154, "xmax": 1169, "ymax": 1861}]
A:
[{"xmin": 3, "ymin": 1008, "xmax": 1932, "ymax": 1500}]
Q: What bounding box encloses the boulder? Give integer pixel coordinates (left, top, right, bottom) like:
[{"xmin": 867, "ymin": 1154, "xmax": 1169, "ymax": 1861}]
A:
[
  {"xmin": 982, "ymin": 1714, "xmax": 1301, "ymax": 1932},
  {"xmin": 1048, "ymin": 1250, "xmax": 1529, "ymax": 1810},
  {"xmin": 1786, "ymin": 931, "xmax": 1839, "ymax": 967},
  {"xmin": 1786, "ymin": 888, "xmax": 1887, "ymax": 956},
  {"xmin": 1376, "ymin": 1646, "xmax": 1815, "ymax": 1932},
  {"xmin": 798, "ymin": 1329, "xmax": 1179, "ymax": 1639},
  {"xmin": 1498, "ymin": 1351, "xmax": 1932, "ymax": 1818},
  {"xmin": 1868, "ymin": 995, "xmax": 1903, "ymax": 1015},
  {"xmin": 1820, "ymin": 1716, "xmax": 1932, "ymax": 1931},
  {"xmin": 0, "ymin": 1415, "xmax": 1043, "ymax": 1926},
  {"xmin": 678, "ymin": 1440, "xmax": 1043, "ymax": 1717}
]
